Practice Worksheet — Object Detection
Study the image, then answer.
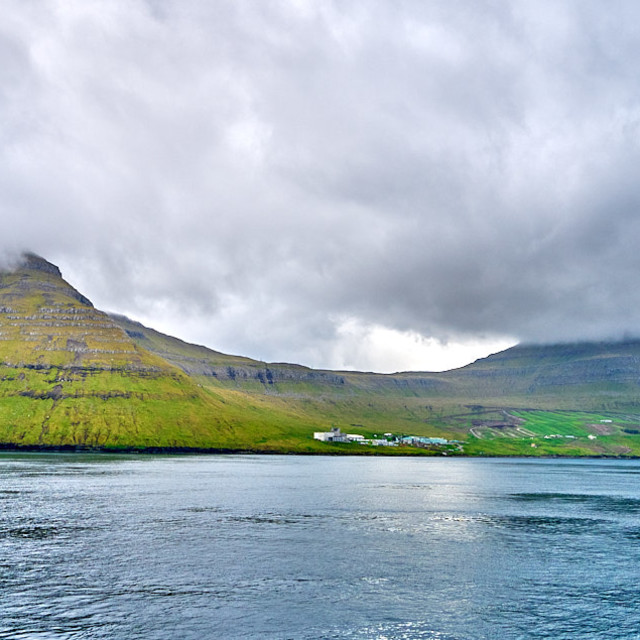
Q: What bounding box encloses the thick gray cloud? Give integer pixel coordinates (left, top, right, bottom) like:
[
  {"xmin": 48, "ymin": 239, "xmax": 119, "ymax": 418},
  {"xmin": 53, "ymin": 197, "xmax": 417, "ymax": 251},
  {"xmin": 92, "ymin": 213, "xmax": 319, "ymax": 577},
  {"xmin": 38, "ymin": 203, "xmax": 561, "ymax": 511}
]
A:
[{"xmin": 2, "ymin": 0, "xmax": 640, "ymax": 371}]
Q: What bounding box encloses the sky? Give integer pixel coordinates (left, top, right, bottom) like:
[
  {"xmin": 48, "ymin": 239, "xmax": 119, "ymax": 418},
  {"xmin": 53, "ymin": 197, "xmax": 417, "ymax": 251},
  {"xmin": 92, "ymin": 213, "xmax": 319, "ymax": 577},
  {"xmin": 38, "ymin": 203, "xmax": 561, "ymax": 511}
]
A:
[{"xmin": 2, "ymin": 1, "xmax": 640, "ymax": 373}]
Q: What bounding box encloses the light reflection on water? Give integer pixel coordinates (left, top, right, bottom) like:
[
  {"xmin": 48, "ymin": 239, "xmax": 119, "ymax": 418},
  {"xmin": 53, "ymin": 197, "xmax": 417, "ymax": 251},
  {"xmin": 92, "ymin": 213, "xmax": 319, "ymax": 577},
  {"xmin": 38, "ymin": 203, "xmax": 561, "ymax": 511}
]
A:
[{"xmin": 1, "ymin": 455, "xmax": 640, "ymax": 639}]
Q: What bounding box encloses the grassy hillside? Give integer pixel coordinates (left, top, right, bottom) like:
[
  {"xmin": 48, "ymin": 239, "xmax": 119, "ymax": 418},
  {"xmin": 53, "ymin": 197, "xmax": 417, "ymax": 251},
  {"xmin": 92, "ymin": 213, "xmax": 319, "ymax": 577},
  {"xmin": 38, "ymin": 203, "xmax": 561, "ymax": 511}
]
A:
[
  {"xmin": 111, "ymin": 313, "xmax": 640, "ymax": 456},
  {"xmin": 0, "ymin": 255, "xmax": 340, "ymax": 452},
  {"xmin": 2, "ymin": 254, "xmax": 640, "ymax": 456}
]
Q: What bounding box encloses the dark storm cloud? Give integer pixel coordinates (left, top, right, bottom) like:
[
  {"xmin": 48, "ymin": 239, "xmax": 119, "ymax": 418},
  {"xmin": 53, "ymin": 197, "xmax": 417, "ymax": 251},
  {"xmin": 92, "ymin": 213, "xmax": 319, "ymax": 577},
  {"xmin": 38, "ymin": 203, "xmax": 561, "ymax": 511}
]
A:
[{"xmin": 2, "ymin": 0, "xmax": 640, "ymax": 369}]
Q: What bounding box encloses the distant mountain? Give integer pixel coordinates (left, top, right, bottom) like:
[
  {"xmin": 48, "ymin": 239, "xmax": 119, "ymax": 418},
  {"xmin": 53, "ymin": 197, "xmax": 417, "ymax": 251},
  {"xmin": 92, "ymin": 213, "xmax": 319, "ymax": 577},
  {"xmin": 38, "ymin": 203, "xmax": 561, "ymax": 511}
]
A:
[
  {"xmin": 1, "ymin": 254, "xmax": 640, "ymax": 456},
  {"xmin": 111, "ymin": 311, "xmax": 640, "ymax": 409},
  {"xmin": 451, "ymin": 340, "xmax": 640, "ymax": 400}
]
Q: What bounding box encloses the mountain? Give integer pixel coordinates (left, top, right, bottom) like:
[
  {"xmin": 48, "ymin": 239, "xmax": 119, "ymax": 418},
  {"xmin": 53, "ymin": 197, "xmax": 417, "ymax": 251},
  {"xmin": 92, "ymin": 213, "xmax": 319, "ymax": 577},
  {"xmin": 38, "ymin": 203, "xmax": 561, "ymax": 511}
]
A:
[
  {"xmin": 110, "ymin": 310, "xmax": 640, "ymax": 409},
  {"xmin": 110, "ymin": 312, "xmax": 640, "ymax": 456},
  {"xmin": 1, "ymin": 254, "xmax": 640, "ymax": 456},
  {"xmin": 0, "ymin": 254, "xmax": 335, "ymax": 452}
]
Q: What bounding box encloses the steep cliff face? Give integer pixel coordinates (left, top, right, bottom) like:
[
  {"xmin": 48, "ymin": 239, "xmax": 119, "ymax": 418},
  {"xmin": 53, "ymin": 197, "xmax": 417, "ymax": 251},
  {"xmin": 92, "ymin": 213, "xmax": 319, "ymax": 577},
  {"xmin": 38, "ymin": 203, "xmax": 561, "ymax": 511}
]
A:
[
  {"xmin": 0, "ymin": 256, "xmax": 249, "ymax": 449},
  {"xmin": 0, "ymin": 254, "xmax": 161, "ymax": 371},
  {"xmin": 11, "ymin": 253, "xmax": 93, "ymax": 306},
  {"xmin": 19, "ymin": 253, "xmax": 63, "ymax": 277}
]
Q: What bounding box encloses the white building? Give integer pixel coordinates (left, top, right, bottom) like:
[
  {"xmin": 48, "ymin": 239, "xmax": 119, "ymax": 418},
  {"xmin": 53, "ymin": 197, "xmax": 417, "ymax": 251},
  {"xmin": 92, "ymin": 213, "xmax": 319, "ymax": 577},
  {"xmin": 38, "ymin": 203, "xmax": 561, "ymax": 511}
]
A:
[{"xmin": 313, "ymin": 427, "xmax": 350, "ymax": 443}]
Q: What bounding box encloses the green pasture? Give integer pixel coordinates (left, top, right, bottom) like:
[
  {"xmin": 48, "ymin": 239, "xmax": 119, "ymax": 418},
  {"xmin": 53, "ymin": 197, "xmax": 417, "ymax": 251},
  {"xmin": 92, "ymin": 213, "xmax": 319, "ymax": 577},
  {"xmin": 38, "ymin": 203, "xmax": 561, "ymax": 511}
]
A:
[{"xmin": 513, "ymin": 410, "xmax": 638, "ymax": 436}]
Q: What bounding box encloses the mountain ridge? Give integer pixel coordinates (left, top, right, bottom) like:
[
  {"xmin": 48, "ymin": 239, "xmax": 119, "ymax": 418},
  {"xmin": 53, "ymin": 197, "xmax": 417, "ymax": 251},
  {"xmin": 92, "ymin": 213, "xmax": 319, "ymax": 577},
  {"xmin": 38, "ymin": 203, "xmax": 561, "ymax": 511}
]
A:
[{"xmin": 110, "ymin": 310, "xmax": 640, "ymax": 404}]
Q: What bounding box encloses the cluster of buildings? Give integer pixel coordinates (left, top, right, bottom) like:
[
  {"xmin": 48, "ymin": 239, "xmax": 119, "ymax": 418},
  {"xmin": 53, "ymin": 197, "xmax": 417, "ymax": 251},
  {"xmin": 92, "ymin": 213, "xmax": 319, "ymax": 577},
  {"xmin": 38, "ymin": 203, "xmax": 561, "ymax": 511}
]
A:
[{"xmin": 313, "ymin": 427, "xmax": 453, "ymax": 448}]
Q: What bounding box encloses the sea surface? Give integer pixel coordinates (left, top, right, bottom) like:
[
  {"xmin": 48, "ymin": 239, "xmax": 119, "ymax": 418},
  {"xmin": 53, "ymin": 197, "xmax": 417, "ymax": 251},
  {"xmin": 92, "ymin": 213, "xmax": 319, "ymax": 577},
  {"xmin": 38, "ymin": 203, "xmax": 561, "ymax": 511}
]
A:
[{"xmin": 1, "ymin": 454, "xmax": 640, "ymax": 639}]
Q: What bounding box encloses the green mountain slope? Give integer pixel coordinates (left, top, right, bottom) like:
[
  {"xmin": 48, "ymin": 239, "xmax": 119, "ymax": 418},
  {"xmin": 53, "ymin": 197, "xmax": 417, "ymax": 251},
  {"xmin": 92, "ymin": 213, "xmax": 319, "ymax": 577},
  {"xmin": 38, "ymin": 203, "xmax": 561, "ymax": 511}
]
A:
[
  {"xmin": 111, "ymin": 309, "xmax": 640, "ymax": 456},
  {"xmin": 2, "ymin": 254, "xmax": 640, "ymax": 456},
  {"xmin": 0, "ymin": 255, "xmax": 335, "ymax": 452}
]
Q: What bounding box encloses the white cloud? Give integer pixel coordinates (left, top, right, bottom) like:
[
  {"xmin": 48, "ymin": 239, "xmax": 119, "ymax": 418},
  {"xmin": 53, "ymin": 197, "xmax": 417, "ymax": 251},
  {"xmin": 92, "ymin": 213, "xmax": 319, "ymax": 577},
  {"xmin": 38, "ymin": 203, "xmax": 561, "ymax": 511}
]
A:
[
  {"xmin": 329, "ymin": 318, "xmax": 516, "ymax": 373},
  {"xmin": 3, "ymin": 0, "xmax": 640, "ymax": 372}
]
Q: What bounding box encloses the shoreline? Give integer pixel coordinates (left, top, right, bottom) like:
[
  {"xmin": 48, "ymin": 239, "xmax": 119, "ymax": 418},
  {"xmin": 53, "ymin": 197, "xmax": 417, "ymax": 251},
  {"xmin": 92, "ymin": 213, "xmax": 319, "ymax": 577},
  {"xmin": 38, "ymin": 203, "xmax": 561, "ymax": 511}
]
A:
[{"xmin": 0, "ymin": 442, "xmax": 638, "ymax": 459}]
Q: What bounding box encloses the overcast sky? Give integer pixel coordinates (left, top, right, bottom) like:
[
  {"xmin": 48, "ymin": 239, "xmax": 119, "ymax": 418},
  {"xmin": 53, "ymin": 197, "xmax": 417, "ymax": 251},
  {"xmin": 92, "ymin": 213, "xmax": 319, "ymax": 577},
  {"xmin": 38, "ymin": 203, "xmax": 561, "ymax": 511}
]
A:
[{"xmin": 2, "ymin": 0, "xmax": 640, "ymax": 372}]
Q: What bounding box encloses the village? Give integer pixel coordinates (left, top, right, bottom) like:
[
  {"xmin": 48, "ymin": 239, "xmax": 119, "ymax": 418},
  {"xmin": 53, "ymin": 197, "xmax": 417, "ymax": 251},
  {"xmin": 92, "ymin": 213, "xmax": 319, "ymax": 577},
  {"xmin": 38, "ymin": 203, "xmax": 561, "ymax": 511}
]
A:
[{"xmin": 313, "ymin": 427, "xmax": 458, "ymax": 450}]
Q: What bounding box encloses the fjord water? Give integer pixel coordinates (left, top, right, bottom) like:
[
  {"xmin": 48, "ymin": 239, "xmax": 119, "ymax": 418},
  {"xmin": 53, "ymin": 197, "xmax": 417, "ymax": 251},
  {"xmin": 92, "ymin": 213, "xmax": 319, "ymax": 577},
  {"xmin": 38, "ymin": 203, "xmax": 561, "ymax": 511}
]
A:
[{"xmin": 1, "ymin": 456, "xmax": 639, "ymax": 640}]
